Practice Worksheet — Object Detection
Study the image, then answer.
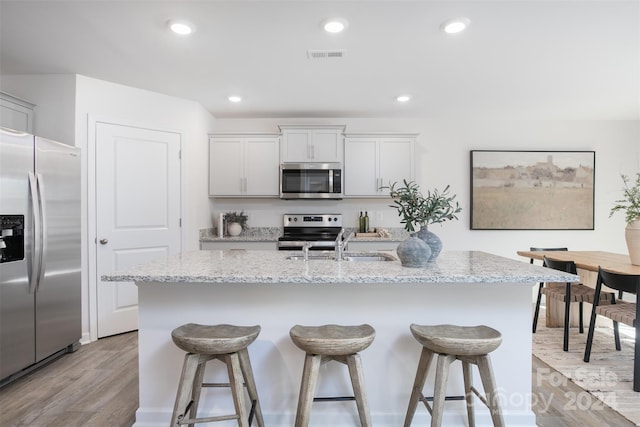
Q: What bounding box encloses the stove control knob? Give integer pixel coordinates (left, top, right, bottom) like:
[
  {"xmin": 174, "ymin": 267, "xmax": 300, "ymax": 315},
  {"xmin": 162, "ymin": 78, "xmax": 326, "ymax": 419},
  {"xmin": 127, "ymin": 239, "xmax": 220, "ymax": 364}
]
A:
[{"xmin": 293, "ymin": 217, "xmax": 298, "ymax": 222}]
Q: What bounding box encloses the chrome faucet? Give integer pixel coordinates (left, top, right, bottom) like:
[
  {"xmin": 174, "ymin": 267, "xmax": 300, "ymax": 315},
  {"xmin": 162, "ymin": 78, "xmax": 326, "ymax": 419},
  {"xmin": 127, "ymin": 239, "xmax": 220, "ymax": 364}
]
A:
[
  {"xmin": 302, "ymin": 241, "xmax": 313, "ymax": 261},
  {"xmin": 334, "ymin": 229, "xmax": 354, "ymax": 261},
  {"xmin": 302, "ymin": 241, "xmax": 326, "ymax": 261}
]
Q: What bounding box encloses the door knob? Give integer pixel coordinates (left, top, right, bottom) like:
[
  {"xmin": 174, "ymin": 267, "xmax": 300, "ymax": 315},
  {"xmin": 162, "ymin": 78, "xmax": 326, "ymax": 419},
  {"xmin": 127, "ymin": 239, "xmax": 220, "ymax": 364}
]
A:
[{"xmin": 99, "ymin": 238, "xmax": 108, "ymax": 245}]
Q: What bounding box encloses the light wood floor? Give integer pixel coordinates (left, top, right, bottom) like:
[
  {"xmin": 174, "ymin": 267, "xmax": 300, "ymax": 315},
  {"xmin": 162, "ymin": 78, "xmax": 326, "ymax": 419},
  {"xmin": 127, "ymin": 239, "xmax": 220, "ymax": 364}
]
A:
[
  {"xmin": 0, "ymin": 331, "xmax": 634, "ymax": 426},
  {"xmin": 0, "ymin": 332, "xmax": 137, "ymax": 426}
]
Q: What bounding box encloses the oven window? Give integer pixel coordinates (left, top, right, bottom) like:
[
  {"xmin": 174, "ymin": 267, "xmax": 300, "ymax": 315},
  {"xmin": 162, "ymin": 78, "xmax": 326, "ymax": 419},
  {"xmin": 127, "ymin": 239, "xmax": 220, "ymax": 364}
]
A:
[{"xmin": 282, "ymin": 170, "xmax": 331, "ymax": 193}]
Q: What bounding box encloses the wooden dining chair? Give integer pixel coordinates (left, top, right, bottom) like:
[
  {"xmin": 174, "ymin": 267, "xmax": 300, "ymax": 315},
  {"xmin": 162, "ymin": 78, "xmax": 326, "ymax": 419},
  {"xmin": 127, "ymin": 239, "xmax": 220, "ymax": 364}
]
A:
[
  {"xmin": 583, "ymin": 267, "xmax": 639, "ymax": 392},
  {"xmin": 540, "ymin": 257, "xmax": 614, "ymax": 351},
  {"xmin": 530, "ymin": 247, "xmax": 568, "ymax": 334}
]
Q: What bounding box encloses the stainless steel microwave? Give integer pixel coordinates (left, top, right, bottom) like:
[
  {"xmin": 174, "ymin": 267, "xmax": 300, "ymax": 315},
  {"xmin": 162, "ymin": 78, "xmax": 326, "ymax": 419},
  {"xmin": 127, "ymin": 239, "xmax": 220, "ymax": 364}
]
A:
[{"xmin": 280, "ymin": 162, "xmax": 343, "ymax": 199}]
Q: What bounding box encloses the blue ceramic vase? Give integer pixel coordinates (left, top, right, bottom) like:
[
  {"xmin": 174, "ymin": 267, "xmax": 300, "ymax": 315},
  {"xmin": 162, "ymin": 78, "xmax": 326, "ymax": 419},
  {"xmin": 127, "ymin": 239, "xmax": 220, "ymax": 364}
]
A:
[
  {"xmin": 415, "ymin": 226, "xmax": 442, "ymax": 260},
  {"xmin": 396, "ymin": 236, "xmax": 431, "ymax": 267}
]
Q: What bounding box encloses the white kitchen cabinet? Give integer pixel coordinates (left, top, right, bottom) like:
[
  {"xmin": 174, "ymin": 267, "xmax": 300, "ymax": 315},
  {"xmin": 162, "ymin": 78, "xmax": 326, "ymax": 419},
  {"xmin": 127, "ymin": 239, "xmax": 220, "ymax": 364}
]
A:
[
  {"xmin": 209, "ymin": 134, "xmax": 280, "ymax": 197},
  {"xmin": 279, "ymin": 125, "xmax": 345, "ymax": 163},
  {"xmin": 344, "ymin": 133, "xmax": 417, "ymax": 197},
  {"xmin": 0, "ymin": 91, "xmax": 35, "ymax": 133}
]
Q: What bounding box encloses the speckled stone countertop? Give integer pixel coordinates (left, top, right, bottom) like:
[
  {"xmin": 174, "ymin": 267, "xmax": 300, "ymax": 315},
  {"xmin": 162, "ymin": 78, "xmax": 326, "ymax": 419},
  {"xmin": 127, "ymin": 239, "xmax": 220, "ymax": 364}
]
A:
[
  {"xmin": 199, "ymin": 227, "xmax": 282, "ymax": 242},
  {"xmin": 199, "ymin": 227, "xmax": 409, "ymax": 242},
  {"xmin": 103, "ymin": 250, "xmax": 579, "ymax": 285}
]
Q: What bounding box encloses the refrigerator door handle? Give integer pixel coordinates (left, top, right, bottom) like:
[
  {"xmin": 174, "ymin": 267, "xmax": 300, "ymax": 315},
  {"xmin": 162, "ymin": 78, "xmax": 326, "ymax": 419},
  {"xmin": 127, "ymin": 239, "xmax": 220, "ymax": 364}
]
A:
[
  {"xmin": 28, "ymin": 172, "xmax": 42, "ymax": 294},
  {"xmin": 36, "ymin": 173, "xmax": 47, "ymax": 291}
]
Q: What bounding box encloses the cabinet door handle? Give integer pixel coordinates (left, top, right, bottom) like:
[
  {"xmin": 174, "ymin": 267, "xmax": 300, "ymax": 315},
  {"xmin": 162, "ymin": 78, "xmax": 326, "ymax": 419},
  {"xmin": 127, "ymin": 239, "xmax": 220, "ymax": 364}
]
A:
[
  {"xmin": 310, "ymin": 144, "xmax": 315, "ymax": 160},
  {"xmin": 244, "ymin": 177, "xmax": 248, "ymax": 193},
  {"xmin": 99, "ymin": 238, "xmax": 109, "ymax": 245}
]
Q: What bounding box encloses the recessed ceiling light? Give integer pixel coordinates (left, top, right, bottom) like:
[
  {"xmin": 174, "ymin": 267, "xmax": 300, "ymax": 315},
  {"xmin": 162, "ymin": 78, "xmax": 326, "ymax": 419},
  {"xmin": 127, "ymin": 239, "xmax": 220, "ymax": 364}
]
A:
[
  {"xmin": 228, "ymin": 95, "xmax": 242, "ymax": 103},
  {"xmin": 168, "ymin": 19, "xmax": 196, "ymax": 35},
  {"xmin": 440, "ymin": 17, "xmax": 470, "ymax": 34},
  {"xmin": 322, "ymin": 18, "xmax": 348, "ymax": 34},
  {"xmin": 396, "ymin": 95, "xmax": 411, "ymax": 103}
]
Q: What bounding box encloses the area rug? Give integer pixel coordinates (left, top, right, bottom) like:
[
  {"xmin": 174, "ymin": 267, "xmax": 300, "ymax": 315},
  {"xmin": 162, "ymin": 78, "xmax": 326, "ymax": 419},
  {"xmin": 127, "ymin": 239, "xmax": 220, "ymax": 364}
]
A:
[{"xmin": 532, "ymin": 322, "xmax": 640, "ymax": 425}]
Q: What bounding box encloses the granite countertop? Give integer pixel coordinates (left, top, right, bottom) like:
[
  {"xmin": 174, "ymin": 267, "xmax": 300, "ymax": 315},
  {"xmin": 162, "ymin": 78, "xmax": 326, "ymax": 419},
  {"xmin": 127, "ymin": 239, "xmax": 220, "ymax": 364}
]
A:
[
  {"xmin": 103, "ymin": 250, "xmax": 579, "ymax": 285},
  {"xmin": 199, "ymin": 227, "xmax": 409, "ymax": 242},
  {"xmin": 199, "ymin": 227, "xmax": 281, "ymax": 242}
]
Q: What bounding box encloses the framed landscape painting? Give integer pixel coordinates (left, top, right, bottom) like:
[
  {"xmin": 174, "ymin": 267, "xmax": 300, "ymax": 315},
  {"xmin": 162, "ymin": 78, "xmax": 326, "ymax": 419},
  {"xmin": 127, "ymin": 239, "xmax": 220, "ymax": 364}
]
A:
[{"xmin": 470, "ymin": 150, "xmax": 595, "ymax": 230}]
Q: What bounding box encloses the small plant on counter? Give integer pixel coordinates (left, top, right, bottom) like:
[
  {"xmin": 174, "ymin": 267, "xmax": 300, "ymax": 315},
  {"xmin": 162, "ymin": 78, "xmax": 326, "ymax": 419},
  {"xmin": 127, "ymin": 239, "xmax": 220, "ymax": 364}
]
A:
[
  {"xmin": 385, "ymin": 179, "xmax": 462, "ymax": 232},
  {"xmin": 610, "ymin": 173, "xmax": 640, "ymax": 224},
  {"xmin": 224, "ymin": 211, "xmax": 248, "ymax": 230}
]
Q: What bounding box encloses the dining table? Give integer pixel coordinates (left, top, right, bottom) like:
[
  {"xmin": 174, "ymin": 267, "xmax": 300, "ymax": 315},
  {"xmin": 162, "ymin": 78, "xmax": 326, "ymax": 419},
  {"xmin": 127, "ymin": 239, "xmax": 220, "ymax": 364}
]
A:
[
  {"xmin": 517, "ymin": 250, "xmax": 640, "ymax": 275},
  {"xmin": 517, "ymin": 250, "xmax": 640, "ymax": 392}
]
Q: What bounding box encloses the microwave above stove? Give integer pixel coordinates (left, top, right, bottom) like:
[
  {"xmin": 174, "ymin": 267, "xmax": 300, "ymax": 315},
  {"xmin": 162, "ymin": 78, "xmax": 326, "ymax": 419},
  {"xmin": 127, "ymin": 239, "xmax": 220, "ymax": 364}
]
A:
[{"xmin": 280, "ymin": 162, "xmax": 342, "ymax": 200}]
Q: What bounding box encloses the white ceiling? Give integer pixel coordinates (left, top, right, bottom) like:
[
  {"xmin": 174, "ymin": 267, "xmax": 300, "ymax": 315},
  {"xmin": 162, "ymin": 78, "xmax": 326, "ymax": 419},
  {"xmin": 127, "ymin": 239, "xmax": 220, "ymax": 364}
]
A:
[{"xmin": 1, "ymin": 0, "xmax": 638, "ymax": 120}]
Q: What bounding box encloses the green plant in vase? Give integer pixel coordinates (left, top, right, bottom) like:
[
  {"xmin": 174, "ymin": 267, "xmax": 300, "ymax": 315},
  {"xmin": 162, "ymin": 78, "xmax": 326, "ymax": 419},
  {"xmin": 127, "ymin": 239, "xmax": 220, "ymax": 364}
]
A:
[
  {"xmin": 386, "ymin": 180, "xmax": 461, "ymax": 261},
  {"xmin": 387, "ymin": 180, "xmax": 462, "ymax": 231},
  {"xmin": 224, "ymin": 211, "xmax": 248, "ymax": 236},
  {"xmin": 610, "ymin": 173, "xmax": 640, "ymax": 265},
  {"xmin": 610, "ymin": 173, "xmax": 640, "ymax": 224}
]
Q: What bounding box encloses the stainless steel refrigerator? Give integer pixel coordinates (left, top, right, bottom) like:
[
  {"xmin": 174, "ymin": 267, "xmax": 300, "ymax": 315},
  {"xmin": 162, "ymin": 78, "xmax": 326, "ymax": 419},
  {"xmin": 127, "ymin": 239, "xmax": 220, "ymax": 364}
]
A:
[{"xmin": 0, "ymin": 127, "xmax": 81, "ymax": 384}]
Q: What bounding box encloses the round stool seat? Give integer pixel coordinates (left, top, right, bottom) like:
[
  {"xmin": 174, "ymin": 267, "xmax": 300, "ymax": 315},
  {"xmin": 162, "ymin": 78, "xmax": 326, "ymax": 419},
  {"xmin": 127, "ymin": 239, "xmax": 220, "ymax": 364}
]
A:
[
  {"xmin": 290, "ymin": 324, "xmax": 375, "ymax": 356},
  {"xmin": 410, "ymin": 324, "xmax": 502, "ymax": 356},
  {"xmin": 171, "ymin": 323, "xmax": 260, "ymax": 355}
]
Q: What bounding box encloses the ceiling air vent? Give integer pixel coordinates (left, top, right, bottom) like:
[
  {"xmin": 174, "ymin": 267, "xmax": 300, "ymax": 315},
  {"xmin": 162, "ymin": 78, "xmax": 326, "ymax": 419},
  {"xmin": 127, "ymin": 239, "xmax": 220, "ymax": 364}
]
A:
[{"xmin": 307, "ymin": 49, "xmax": 347, "ymax": 59}]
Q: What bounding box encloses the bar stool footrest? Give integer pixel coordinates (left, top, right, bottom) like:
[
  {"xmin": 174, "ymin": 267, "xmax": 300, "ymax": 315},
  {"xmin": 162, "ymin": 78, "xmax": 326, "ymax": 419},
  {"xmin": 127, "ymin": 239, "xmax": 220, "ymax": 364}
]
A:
[
  {"xmin": 421, "ymin": 394, "xmax": 466, "ymax": 402},
  {"xmin": 313, "ymin": 396, "xmax": 356, "ymax": 402},
  {"xmin": 177, "ymin": 414, "xmax": 240, "ymax": 425},
  {"xmin": 202, "ymin": 382, "xmax": 248, "ymax": 388},
  {"xmin": 470, "ymin": 386, "xmax": 489, "ymax": 407},
  {"xmin": 419, "ymin": 393, "xmax": 466, "ymax": 415}
]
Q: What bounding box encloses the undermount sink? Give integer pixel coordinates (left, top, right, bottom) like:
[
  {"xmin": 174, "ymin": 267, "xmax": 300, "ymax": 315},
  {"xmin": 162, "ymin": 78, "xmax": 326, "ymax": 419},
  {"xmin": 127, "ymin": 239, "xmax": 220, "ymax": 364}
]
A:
[
  {"xmin": 286, "ymin": 252, "xmax": 396, "ymax": 262},
  {"xmin": 286, "ymin": 254, "xmax": 335, "ymax": 261},
  {"xmin": 343, "ymin": 252, "xmax": 397, "ymax": 262}
]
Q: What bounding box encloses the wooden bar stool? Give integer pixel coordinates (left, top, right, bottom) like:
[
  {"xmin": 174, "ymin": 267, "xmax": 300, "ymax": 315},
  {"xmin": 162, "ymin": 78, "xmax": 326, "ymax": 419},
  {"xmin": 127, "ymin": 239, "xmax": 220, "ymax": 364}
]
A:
[
  {"xmin": 170, "ymin": 323, "xmax": 264, "ymax": 427},
  {"xmin": 289, "ymin": 324, "xmax": 376, "ymax": 427},
  {"xmin": 404, "ymin": 324, "xmax": 504, "ymax": 427}
]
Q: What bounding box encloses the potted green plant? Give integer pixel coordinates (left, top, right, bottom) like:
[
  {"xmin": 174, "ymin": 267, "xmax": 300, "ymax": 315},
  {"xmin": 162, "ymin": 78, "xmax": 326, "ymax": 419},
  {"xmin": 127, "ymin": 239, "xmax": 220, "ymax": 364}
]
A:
[
  {"xmin": 387, "ymin": 180, "xmax": 462, "ymax": 231},
  {"xmin": 610, "ymin": 173, "xmax": 640, "ymax": 265},
  {"xmin": 386, "ymin": 180, "xmax": 462, "ymax": 264},
  {"xmin": 224, "ymin": 211, "xmax": 248, "ymax": 236}
]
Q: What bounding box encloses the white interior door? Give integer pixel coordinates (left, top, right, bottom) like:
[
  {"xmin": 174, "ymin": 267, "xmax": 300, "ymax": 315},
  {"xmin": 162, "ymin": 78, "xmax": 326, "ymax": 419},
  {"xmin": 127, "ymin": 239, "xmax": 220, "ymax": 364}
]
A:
[{"xmin": 96, "ymin": 122, "xmax": 181, "ymax": 338}]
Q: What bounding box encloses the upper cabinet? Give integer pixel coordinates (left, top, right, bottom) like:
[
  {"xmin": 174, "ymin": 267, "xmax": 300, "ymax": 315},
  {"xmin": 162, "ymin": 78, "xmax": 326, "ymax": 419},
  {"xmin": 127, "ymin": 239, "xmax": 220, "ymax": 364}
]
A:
[
  {"xmin": 0, "ymin": 92, "xmax": 35, "ymax": 133},
  {"xmin": 344, "ymin": 133, "xmax": 417, "ymax": 197},
  {"xmin": 279, "ymin": 125, "xmax": 345, "ymax": 163},
  {"xmin": 209, "ymin": 134, "xmax": 280, "ymax": 197}
]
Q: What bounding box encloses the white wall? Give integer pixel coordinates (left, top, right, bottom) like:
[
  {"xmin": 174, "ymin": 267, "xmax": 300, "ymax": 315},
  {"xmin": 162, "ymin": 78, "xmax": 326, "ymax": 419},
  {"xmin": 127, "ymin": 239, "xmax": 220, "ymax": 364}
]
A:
[
  {"xmin": 75, "ymin": 74, "xmax": 215, "ymax": 249},
  {"xmin": 211, "ymin": 117, "xmax": 640, "ymax": 259},
  {"xmin": 74, "ymin": 75, "xmax": 215, "ymax": 341},
  {"xmin": 0, "ymin": 74, "xmax": 76, "ymax": 144}
]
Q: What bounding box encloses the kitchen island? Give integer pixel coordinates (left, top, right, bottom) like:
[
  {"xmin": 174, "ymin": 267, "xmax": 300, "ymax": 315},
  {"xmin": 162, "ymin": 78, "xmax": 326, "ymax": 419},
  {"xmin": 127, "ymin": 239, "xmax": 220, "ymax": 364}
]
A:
[{"xmin": 104, "ymin": 250, "xmax": 578, "ymax": 427}]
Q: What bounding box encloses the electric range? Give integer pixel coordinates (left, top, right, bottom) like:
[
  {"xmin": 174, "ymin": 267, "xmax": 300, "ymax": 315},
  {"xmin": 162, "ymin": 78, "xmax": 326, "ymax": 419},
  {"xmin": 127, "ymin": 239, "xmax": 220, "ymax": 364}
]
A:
[{"xmin": 277, "ymin": 214, "xmax": 343, "ymax": 250}]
